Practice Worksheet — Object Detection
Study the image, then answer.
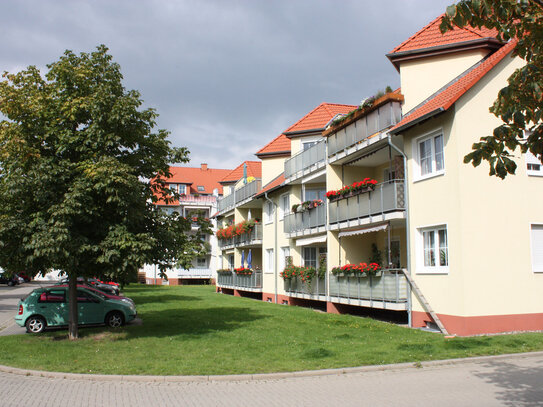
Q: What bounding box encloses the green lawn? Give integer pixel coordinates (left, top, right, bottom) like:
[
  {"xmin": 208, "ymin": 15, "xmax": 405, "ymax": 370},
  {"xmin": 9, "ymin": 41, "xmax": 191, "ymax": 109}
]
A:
[{"xmin": 0, "ymin": 284, "xmax": 542, "ymax": 375}]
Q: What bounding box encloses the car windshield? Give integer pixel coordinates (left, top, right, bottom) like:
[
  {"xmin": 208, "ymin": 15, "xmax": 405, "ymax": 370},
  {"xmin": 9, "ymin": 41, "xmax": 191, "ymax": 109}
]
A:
[{"xmin": 89, "ymin": 290, "xmax": 107, "ymax": 300}]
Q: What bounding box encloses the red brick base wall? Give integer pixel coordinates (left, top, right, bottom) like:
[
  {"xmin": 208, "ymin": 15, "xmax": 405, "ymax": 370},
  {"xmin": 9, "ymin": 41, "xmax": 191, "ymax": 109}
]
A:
[{"xmin": 412, "ymin": 310, "xmax": 543, "ymax": 336}]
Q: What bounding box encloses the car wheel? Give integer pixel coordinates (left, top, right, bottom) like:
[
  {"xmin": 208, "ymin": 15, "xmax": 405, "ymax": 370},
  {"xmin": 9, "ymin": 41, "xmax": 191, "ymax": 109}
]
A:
[
  {"xmin": 7, "ymin": 281, "xmax": 14, "ymax": 287},
  {"xmin": 105, "ymin": 311, "xmax": 124, "ymax": 328},
  {"xmin": 26, "ymin": 316, "xmax": 46, "ymax": 333}
]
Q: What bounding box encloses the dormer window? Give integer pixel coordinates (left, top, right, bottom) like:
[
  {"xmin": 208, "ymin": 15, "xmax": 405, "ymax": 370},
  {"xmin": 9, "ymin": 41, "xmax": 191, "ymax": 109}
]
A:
[
  {"xmin": 197, "ymin": 186, "xmax": 205, "ymax": 192},
  {"xmin": 178, "ymin": 184, "xmax": 186, "ymax": 194}
]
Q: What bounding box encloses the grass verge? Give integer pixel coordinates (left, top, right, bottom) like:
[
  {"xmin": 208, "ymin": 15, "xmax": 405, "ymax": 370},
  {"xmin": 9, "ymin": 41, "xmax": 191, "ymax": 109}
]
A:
[{"xmin": 0, "ymin": 284, "xmax": 542, "ymax": 375}]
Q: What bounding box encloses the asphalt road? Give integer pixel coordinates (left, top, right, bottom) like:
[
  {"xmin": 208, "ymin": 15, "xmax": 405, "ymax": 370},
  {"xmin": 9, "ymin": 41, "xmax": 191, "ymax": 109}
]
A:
[{"xmin": 0, "ymin": 281, "xmax": 41, "ymax": 335}]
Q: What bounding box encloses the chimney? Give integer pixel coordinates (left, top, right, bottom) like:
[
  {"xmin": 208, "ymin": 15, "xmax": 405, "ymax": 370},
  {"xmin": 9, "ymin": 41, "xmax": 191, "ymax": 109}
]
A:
[{"xmin": 201, "ymin": 163, "xmax": 208, "ymax": 171}]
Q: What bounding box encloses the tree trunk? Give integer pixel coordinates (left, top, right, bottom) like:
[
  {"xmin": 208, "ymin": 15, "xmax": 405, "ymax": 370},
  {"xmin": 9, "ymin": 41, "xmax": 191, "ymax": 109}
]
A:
[{"xmin": 68, "ymin": 276, "xmax": 79, "ymax": 340}]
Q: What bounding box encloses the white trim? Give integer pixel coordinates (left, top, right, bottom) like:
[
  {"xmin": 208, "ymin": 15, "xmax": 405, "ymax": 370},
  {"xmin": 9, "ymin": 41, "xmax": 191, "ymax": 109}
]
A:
[
  {"xmin": 295, "ymin": 234, "xmax": 327, "ymax": 246},
  {"xmin": 264, "ymin": 200, "xmax": 274, "ymax": 225},
  {"xmin": 279, "ymin": 193, "xmax": 289, "ymax": 221},
  {"xmin": 265, "ymin": 248, "xmax": 274, "ymax": 274},
  {"xmin": 415, "ymin": 223, "xmax": 449, "ymax": 275},
  {"xmin": 412, "ymin": 128, "xmax": 445, "ymax": 182}
]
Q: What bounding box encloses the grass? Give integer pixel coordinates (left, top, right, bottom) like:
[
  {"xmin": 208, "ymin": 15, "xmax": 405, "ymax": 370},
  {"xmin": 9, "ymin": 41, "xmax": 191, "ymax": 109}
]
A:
[{"xmin": 0, "ymin": 284, "xmax": 542, "ymax": 375}]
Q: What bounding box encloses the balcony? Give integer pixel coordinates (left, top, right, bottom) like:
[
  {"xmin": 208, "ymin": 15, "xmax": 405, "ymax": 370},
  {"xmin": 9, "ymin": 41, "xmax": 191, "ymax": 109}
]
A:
[
  {"xmin": 217, "ymin": 270, "xmax": 263, "ymax": 292},
  {"xmin": 217, "ymin": 224, "xmax": 263, "ymax": 250},
  {"xmin": 217, "ymin": 179, "xmax": 262, "ymax": 213},
  {"xmin": 283, "ymin": 202, "xmax": 327, "ymax": 237},
  {"xmin": 327, "ymin": 100, "xmax": 402, "ymax": 161},
  {"xmin": 328, "ymin": 269, "xmax": 408, "ymax": 310},
  {"xmin": 177, "ymin": 268, "xmax": 213, "ymax": 279},
  {"xmin": 328, "ymin": 180, "xmax": 405, "ymax": 230},
  {"xmin": 283, "ymin": 277, "xmax": 326, "ymax": 299},
  {"xmin": 284, "ymin": 140, "xmax": 326, "ymax": 183}
]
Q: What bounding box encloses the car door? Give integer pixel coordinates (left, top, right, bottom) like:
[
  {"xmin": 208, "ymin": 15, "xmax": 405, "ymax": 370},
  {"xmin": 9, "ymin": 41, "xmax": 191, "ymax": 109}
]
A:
[
  {"xmin": 76, "ymin": 289, "xmax": 105, "ymax": 324},
  {"xmin": 37, "ymin": 289, "xmax": 69, "ymax": 326}
]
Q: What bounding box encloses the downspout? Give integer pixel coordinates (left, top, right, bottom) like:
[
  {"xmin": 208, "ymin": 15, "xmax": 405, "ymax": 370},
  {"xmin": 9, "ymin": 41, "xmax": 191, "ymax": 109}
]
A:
[
  {"xmin": 264, "ymin": 192, "xmax": 278, "ymax": 304},
  {"xmin": 387, "ymin": 134, "xmax": 412, "ymax": 327}
]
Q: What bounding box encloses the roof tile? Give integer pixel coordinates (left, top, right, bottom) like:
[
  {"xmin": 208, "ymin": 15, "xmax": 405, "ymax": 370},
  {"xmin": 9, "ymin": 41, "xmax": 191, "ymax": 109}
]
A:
[
  {"xmin": 220, "ymin": 161, "xmax": 262, "ymax": 183},
  {"xmin": 389, "ymin": 14, "xmax": 498, "ymax": 54}
]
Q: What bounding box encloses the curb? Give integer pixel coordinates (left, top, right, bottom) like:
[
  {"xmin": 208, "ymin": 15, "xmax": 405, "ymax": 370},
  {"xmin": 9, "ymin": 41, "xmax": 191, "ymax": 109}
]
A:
[{"xmin": 1, "ymin": 351, "xmax": 543, "ymax": 383}]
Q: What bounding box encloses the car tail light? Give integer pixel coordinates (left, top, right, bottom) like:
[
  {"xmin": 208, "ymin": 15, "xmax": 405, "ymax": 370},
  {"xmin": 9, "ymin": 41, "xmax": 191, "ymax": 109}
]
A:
[{"xmin": 18, "ymin": 305, "xmax": 23, "ymax": 315}]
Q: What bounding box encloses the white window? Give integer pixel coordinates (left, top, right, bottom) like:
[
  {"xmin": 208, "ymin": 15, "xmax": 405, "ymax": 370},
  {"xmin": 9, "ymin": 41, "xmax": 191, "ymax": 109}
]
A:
[
  {"xmin": 526, "ymin": 152, "xmax": 543, "ymax": 176},
  {"xmin": 265, "ymin": 248, "xmax": 274, "ymax": 274},
  {"xmin": 196, "ymin": 258, "xmax": 207, "ymax": 268},
  {"xmin": 414, "ymin": 130, "xmax": 444, "ymax": 180},
  {"xmin": 279, "ymin": 246, "xmax": 290, "ymax": 273},
  {"xmin": 304, "ymin": 188, "xmax": 325, "ymax": 201},
  {"xmin": 417, "ymin": 225, "xmax": 448, "ymax": 274},
  {"xmin": 264, "ymin": 201, "xmax": 274, "ymax": 224},
  {"xmin": 178, "ymin": 184, "xmax": 186, "ymax": 194},
  {"xmin": 531, "ymin": 224, "xmax": 543, "ymax": 273},
  {"xmin": 279, "ymin": 194, "xmax": 289, "ymax": 221},
  {"xmin": 228, "ymin": 254, "xmax": 234, "ymax": 270},
  {"xmin": 197, "ymin": 186, "xmax": 205, "ymax": 192}
]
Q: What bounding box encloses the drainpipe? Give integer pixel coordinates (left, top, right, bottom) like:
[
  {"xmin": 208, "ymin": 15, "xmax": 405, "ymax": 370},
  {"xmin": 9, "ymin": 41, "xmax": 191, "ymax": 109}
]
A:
[
  {"xmin": 264, "ymin": 192, "xmax": 278, "ymax": 304},
  {"xmin": 387, "ymin": 134, "xmax": 412, "ymax": 327}
]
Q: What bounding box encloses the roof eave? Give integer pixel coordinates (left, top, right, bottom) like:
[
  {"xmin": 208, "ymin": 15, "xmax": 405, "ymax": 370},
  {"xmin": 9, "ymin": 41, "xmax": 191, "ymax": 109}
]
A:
[
  {"xmin": 389, "ymin": 108, "xmax": 446, "ymax": 135},
  {"xmin": 255, "ymin": 150, "xmax": 291, "ymax": 159},
  {"xmin": 386, "ymin": 38, "xmax": 503, "ymax": 70},
  {"xmin": 283, "ymin": 128, "xmax": 324, "ymax": 138}
]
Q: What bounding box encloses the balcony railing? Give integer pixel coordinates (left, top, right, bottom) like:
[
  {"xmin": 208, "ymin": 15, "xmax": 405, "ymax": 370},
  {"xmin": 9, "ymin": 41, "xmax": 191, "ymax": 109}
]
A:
[
  {"xmin": 284, "ymin": 140, "xmax": 326, "ymax": 180},
  {"xmin": 236, "ymin": 224, "xmax": 263, "ymax": 247},
  {"xmin": 283, "ymin": 202, "xmax": 327, "ymax": 236},
  {"xmin": 328, "ymin": 101, "xmax": 402, "ymax": 157},
  {"xmin": 217, "ymin": 271, "xmax": 263, "ymax": 290},
  {"xmin": 217, "ymin": 224, "xmax": 263, "ymax": 249},
  {"xmin": 217, "ymin": 179, "xmax": 262, "ymax": 213},
  {"xmin": 328, "ymin": 180, "xmax": 405, "ymax": 226},
  {"xmin": 329, "ymin": 269, "xmax": 408, "ymax": 305},
  {"xmin": 283, "ymin": 277, "xmax": 326, "ymax": 297}
]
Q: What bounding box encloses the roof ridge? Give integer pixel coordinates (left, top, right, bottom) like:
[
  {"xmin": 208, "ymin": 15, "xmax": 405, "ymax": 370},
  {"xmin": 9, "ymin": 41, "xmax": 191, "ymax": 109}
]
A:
[{"xmin": 390, "ymin": 14, "xmax": 444, "ymax": 54}]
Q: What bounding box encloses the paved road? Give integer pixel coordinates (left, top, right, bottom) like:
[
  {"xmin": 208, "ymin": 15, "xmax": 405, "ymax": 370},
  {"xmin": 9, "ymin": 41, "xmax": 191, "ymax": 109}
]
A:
[
  {"xmin": 0, "ymin": 282, "xmax": 40, "ymax": 335},
  {"xmin": 0, "ymin": 352, "xmax": 542, "ymax": 406}
]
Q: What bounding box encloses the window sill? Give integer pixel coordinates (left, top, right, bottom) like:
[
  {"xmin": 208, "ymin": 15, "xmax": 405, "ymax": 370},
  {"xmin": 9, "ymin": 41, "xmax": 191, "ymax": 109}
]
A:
[
  {"xmin": 527, "ymin": 171, "xmax": 543, "ymax": 177},
  {"xmin": 413, "ymin": 171, "xmax": 445, "ymax": 184},
  {"xmin": 416, "ymin": 267, "xmax": 449, "ymax": 275}
]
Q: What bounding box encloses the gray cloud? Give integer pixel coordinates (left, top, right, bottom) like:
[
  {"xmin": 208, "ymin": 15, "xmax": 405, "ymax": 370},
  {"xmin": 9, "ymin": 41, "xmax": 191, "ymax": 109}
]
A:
[{"xmin": 2, "ymin": 0, "xmax": 452, "ymax": 169}]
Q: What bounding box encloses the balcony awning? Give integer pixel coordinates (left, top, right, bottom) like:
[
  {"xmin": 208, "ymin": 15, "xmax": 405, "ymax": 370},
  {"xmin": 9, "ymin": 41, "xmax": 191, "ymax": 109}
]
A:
[
  {"xmin": 295, "ymin": 234, "xmax": 327, "ymax": 246},
  {"xmin": 338, "ymin": 223, "xmax": 388, "ymax": 238}
]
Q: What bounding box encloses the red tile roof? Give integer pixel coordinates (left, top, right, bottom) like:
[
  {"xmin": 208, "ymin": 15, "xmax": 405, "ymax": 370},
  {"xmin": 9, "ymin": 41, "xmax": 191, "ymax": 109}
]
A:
[
  {"xmin": 220, "ymin": 161, "xmax": 262, "ymax": 183},
  {"xmin": 283, "ymin": 103, "xmax": 357, "ymax": 134},
  {"xmin": 255, "ymin": 133, "xmax": 291, "ymax": 157},
  {"xmin": 256, "ymin": 103, "xmax": 356, "ymax": 157},
  {"xmin": 165, "ymin": 165, "xmax": 231, "ymax": 195},
  {"xmin": 255, "ymin": 173, "xmax": 285, "ymax": 198},
  {"xmin": 390, "ymin": 40, "xmax": 517, "ymax": 135},
  {"xmin": 389, "ymin": 14, "xmax": 499, "ymax": 55}
]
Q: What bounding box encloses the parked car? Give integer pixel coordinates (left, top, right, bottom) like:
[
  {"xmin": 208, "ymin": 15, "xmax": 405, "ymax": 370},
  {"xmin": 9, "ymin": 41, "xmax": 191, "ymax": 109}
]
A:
[
  {"xmin": 55, "ymin": 284, "xmax": 135, "ymax": 306},
  {"xmin": 17, "ymin": 272, "xmax": 32, "ymax": 282},
  {"xmin": 15, "ymin": 286, "xmax": 137, "ymax": 333},
  {"xmin": 59, "ymin": 277, "xmax": 120, "ymax": 296},
  {"xmin": 0, "ymin": 271, "xmax": 19, "ymax": 286}
]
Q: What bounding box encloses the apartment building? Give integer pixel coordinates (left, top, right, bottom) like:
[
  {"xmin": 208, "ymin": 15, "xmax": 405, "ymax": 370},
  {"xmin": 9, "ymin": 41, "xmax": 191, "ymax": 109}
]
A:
[
  {"xmin": 145, "ymin": 163, "xmax": 231, "ymax": 285},
  {"xmin": 214, "ymin": 15, "xmax": 543, "ymax": 336}
]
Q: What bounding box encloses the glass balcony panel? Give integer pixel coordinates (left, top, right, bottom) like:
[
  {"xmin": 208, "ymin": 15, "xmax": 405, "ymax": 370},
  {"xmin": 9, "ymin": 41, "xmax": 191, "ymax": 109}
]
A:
[
  {"xmin": 338, "ymin": 198, "xmax": 349, "ymax": 223},
  {"xmin": 328, "ymin": 270, "xmax": 408, "ymax": 303},
  {"xmin": 285, "ymin": 140, "xmax": 326, "ymax": 179}
]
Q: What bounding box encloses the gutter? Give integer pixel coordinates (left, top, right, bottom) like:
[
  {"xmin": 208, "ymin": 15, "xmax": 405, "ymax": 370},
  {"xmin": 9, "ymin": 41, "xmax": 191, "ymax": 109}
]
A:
[
  {"xmin": 264, "ymin": 192, "xmax": 278, "ymax": 304},
  {"xmin": 387, "ymin": 134, "xmax": 412, "ymax": 327}
]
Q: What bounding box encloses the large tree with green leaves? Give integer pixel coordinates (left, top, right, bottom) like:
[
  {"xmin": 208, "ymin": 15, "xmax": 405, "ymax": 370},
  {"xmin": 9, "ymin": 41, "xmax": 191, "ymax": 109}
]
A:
[
  {"xmin": 440, "ymin": 0, "xmax": 542, "ymax": 178},
  {"xmin": 0, "ymin": 45, "xmax": 210, "ymax": 339}
]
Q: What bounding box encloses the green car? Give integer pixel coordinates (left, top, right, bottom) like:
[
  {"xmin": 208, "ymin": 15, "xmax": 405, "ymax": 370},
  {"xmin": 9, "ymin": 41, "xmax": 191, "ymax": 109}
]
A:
[{"xmin": 15, "ymin": 286, "xmax": 137, "ymax": 333}]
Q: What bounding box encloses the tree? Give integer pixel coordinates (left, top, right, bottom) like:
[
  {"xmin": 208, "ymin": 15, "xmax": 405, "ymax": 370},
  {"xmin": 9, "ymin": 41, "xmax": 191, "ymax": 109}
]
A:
[
  {"xmin": 440, "ymin": 0, "xmax": 543, "ymax": 178},
  {"xmin": 0, "ymin": 45, "xmax": 210, "ymax": 339}
]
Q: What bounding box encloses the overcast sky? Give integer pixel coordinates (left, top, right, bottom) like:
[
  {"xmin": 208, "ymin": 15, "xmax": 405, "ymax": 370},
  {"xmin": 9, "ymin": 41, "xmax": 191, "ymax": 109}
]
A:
[{"xmin": 3, "ymin": 0, "xmax": 452, "ymax": 170}]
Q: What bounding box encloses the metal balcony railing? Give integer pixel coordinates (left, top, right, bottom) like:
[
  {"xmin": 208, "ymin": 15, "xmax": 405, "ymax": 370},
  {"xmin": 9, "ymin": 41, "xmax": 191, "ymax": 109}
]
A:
[
  {"xmin": 284, "ymin": 140, "xmax": 326, "ymax": 180},
  {"xmin": 283, "ymin": 202, "xmax": 327, "ymax": 235},
  {"xmin": 328, "ymin": 101, "xmax": 402, "ymax": 157},
  {"xmin": 217, "ymin": 271, "xmax": 262, "ymax": 290},
  {"xmin": 236, "ymin": 224, "xmax": 263, "ymax": 247},
  {"xmin": 328, "ymin": 180, "xmax": 405, "ymax": 226},
  {"xmin": 218, "ymin": 237, "xmax": 235, "ymax": 249},
  {"xmin": 328, "ymin": 269, "xmax": 408, "ymax": 304},
  {"xmin": 217, "ymin": 179, "xmax": 262, "ymax": 213},
  {"xmin": 283, "ymin": 277, "xmax": 326, "ymax": 296}
]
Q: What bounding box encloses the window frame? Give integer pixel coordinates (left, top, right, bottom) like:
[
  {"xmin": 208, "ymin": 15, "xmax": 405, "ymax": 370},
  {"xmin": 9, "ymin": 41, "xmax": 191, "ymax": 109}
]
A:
[
  {"xmin": 416, "ymin": 224, "xmax": 449, "ymax": 275},
  {"xmin": 413, "ymin": 129, "xmax": 445, "ymax": 181},
  {"xmin": 279, "ymin": 193, "xmax": 289, "ymax": 221},
  {"xmin": 264, "ymin": 201, "xmax": 274, "ymax": 224},
  {"xmin": 265, "ymin": 248, "xmax": 274, "ymax": 274},
  {"xmin": 530, "ymin": 223, "xmax": 543, "ymax": 273}
]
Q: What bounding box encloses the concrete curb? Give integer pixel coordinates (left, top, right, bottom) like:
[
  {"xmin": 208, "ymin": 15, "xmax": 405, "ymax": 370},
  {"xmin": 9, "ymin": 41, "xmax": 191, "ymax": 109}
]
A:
[{"xmin": 1, "ymin": 351, "xmax": 543, "ymax": 383}]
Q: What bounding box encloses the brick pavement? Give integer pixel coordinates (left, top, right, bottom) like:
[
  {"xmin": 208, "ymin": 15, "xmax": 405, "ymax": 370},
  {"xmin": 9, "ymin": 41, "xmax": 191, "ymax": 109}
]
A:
[{"xmin": 0, "ymin": 352, "xmax": 542, "ymax": 406}]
